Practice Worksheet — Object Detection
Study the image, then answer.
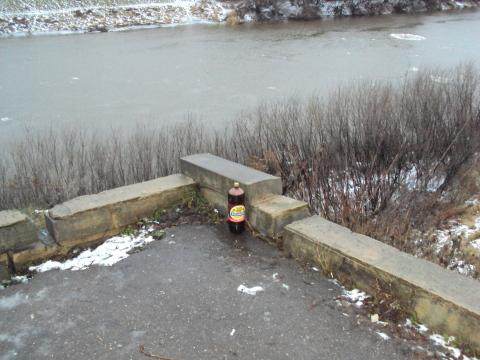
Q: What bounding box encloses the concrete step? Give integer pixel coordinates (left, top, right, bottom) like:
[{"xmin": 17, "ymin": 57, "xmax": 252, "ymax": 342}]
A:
[{"xmin": 250, "ymin": 195, "xmax": 310, "ymax": 241}]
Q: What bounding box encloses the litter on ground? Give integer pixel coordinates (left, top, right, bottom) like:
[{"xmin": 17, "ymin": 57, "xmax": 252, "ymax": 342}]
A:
[{"xmin": 237, "ymin": 284, "xmax": 264, "ymax": 295}]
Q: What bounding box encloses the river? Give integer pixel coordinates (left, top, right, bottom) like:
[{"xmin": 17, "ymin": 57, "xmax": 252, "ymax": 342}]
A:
[{"xmin": 0, "ymin": 9, "xmax": 479, "ymax": 146}]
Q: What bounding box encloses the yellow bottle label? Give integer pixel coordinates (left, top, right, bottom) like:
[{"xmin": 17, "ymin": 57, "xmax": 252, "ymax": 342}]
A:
[{"xmin": 229, "ymin": 205, "xmax": 246, "ymax": 223}]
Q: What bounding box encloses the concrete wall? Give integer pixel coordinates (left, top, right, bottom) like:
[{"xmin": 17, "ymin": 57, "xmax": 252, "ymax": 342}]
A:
[
  {"xmin": 0, "ymin": 210, "xmax": 38, "ymax": 280},
  {"xmin": 0, "ymin": 252, "xmax": 11, "ymax": 282},
  {"xmin": 180, "ymin": 153, "xmax": 282, "ymax": 208},
  {"xmin": 180, "ymin": 153, "xmax": 310, "ymax": 239},
  {"xmin": 0, "ymin": 174, "xmax": 196, "ymax": 275},
  {"xmin": 284, "ymin": 216, "xmax": 480, "ymax": 351},
  {"xmin": 3, "ymin": 153, "xmax": 480, "ymax": 353},
  {"xmin": 0, "ymin": 211, "xmax": 37, "ymax": 253},
  {"xmin": 45, "ymin": 174, "xmax": 196, "ymax": 248}
]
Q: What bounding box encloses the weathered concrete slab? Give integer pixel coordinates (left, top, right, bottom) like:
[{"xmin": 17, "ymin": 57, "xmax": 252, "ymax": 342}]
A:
[
  {"xmin": 0, "ymin": 210, "xmax": 37, "ymax": 252},
  {"xmin": 199, "ymin": 187, "xmax": 229, "ymax": 213},
  {"xmin": 0, "ymin": 210, "xmax": 27, "ymax": 228},
  {"xmin": 10, "ymin": 242, "xmax": 60, "ymax": 271},
  {"xmin": 0, "ymin": 253, "xmax": 10, "ymax": 282},
  {"xmin": 45, "ymin": 174, "xmax": 196, "ymax": 247},
  {"xmin": 0, "ymin": 225, "xmax": 412, "ymax": 359},
  {"xmin": 284, "ymin": 215, "xmax": 480, "ymax": 351},
  {"xmin": 250, "ymin": 195, "xmax": 310, "ymax": 240},
  {"xmin": 180, "ymin": 153, "xmax": 282, "ymax": 205}
]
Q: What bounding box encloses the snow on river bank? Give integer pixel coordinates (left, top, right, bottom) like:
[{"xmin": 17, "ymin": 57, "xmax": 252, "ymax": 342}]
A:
[
  {"xmin": 0, "ymin": 0, "xmax": 229, "ymax": 36},
  {"xmin": 1, "ymin": 0, "xmax": 478, "ymax": 36},
  {"xmin": 414, "ymin": 197, "xmax": 480, "ymax": 279}
]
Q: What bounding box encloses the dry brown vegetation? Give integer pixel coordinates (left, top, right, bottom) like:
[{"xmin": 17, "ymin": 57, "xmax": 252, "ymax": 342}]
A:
[{"xmin": 1, "ymin": 64, "xmax": 479, "ymax": 273}]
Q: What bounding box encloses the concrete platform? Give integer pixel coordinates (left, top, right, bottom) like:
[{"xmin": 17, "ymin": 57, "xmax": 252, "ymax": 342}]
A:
[{"xmin": 0, "ymin": 225, "xmax": 411, "ymax": 360}]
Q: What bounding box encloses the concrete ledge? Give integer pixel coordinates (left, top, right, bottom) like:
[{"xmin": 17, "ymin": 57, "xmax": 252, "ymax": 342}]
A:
[
  {"xmin": 200, "ymin": 188, "xmax": 228, "ymax": 214},
  {"xmin": 284, "ymin": 215, "xmax": 480, "ymax": 351},
  {"xmin": 10, "ymin": 242, "xmax": 60, "ymax": 271},
  {"xmin": 250, "ymin": 195, "xmax": 310, "ymax": 240},
  {"xmin": 181, "ymin": 154, "xmax": 309, "ymax": 243},
  {"xmin": 45, "ymin": 174, "xmax": 196, "ymax": 247},
  {"xmin": 0, "ymin": 210, "xmax": 38, "ymax": 252},
  {"xmin": 0, "ymin": 253, "xmax": 10, "ymax": 282},
  {"xmin": 180, "ymin": 153, "xmax": 282, "ymax": 205}
]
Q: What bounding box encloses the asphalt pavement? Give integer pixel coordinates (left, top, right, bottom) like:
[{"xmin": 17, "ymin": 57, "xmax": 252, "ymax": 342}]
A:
[{"xmin": 0, "ymin": 224, "xmax": 413, "ymax": 360}]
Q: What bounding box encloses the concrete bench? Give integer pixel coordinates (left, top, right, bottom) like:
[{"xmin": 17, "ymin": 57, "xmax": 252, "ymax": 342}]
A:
[
  {"xmin": 180, "ymin": 153, "xmax": 282, "ymax": 208},
  {"xmin": 250, "ymin": 195, "xmax": 310, "ymax": 241},
  {"xmin": 180, "ymin": 153, "xmax": 309, "ymax": 238},
  {"xmin": 45, "ymin": 174, "xmax": 196, "ymax": 248}
]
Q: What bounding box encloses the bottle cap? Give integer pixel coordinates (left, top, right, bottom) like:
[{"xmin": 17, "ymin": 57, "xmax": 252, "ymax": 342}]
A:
[{"xmin": 234, "ymin": 182, "xmax": 240, "ymax": 188}]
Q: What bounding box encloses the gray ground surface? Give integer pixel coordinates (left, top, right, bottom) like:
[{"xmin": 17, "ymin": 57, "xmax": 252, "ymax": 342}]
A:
[{"xmin": 0, "ymin": 225, "xmax": 413, "ymax": 360}]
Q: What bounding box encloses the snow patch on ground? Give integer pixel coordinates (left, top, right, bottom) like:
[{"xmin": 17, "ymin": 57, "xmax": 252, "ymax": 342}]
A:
[
  {"xmin": 1, "ymin": 275, "xmax": 31, "ymax": 290},
  {"xmin": 376, "ymin": 331, "xmax": 390, "ymax": 340},
  {"xmin": 390, "ymin": 33, "xmax": 426, "ymax": 41},
  {"xmin": 10, "ymin": 275, "xmax": 29, "ymax": 284},
  {"xmin": 405, "ymin": 319, "xmax": 475, "ymax": 358},
  {"xmin": 237, "ymin": 284, "xmax": 264, "ymax": 295},
  {"xmin": 421, "ymin": 198, "xmax": 480, "ymax": 277},
  {"xmin": 466, "ymin": 198, "xmax": 480, "ymax": 206},
  {"xmin": 405, "ymin": 319, "xmax": 428, "ymax": 333},
  {"xmin": 30, "ymin": 229, "xmax": 155, "ymax": 272},
  {"xmin": 453, "ymin": 260, "xmax": 476, "ymax": 276},
  {"xmin": 403, "ymin": 166, "xmax": 445, "ymax": 192},
  {"xmin": 341, "ymin": 288, "xmax": 369, "ymax": 307},
  {"xmin": 243, "ymin": 13, "xmax": 255, "ymax": 22},
  {"xmin": 429, "ymin": 334, "xmax": 463, "ymax": 359},
  {"xmin": 435, "ymin": 211, "xmax": 480, "ymax": 252}
]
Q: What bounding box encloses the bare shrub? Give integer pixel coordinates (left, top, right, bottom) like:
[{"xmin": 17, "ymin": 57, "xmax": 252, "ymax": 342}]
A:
[
  {"xmin": 1, "ymin": 64, "xmax": 479, "ymax": 262},
  {"xmin": 0, "ymin": 121, "xmax": 221, "ymax": 208},
  {"xmin": 232, "ymin": 64, "xmax": 480, "ymax": 248}
]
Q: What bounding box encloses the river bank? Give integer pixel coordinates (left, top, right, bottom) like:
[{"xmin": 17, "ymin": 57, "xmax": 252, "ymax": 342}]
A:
[
  {"xmin": 0, "ymin": 0, "xmax": 229, "ymax": 36},
  {"xmin": 0, "ymin": 0, "xmax": 478, "ymax": 36}
]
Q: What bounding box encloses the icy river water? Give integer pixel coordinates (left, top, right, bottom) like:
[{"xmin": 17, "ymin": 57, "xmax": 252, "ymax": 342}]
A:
[{"xmin": 0, "ymin": 9, "xmax": 480, "ymax": 144}]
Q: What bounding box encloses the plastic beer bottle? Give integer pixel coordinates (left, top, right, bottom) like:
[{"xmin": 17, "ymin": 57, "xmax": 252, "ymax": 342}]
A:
[{"xmin": 227, "ymin": 182, "xmax": 246, "ymax": 234}]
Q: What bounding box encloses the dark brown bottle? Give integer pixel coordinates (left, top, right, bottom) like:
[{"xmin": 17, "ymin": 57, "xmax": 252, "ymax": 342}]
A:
[{"xmin": 227, "ymin": 182, "xmax": 246, "ymax": 234}]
